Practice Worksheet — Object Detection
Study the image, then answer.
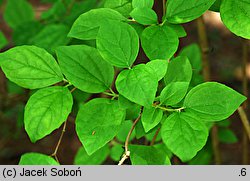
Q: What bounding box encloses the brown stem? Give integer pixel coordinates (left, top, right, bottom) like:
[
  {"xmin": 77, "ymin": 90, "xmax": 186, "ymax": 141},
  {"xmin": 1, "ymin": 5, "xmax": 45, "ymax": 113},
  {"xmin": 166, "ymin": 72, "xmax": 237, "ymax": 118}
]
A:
[
  {"xmin": 70, "ymin": 87, "xmax": 77, "ymax": 93},
  {"xmin": 197, "ymin": 16, "xmax": 221, "ymax": 164},
  {"xmin": 241, "ymin": 40, "xmax": 249, "ymax": 164},
  {"xmin": 51, "ymin": 120, "xmax": 67, "ymax": 162},
  {"xmin": 162, "ymin": 0, "xmax": 166, "ymax": 17},
  {"xmin": 0, "ymin": 70, "xmax": 7, "ymax": 111},
  {"xmin": 118, "ymin": 113, "xmax": 142, "ymax": 165},
  {"xmin": 238, "ymin": 107, "xmax": 250, "ymax": 141},
  {"xmin": 150, "ymin": 127, "xmax": 161, "ymax": 146},
  {"xmin": 197, "ymin": 16, "xmax": 211, "ymax": 81},
  {"xmin": 211, "ymin": 126, "xmax": 221, "ymax": 164}
]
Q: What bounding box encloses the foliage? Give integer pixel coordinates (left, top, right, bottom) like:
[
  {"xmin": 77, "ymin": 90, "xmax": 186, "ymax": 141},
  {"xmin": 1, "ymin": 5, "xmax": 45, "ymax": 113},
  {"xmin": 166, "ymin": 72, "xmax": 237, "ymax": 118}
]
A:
[{"xmin": 0, "ymin": 0, "xmax": 248, "ymax": 165}]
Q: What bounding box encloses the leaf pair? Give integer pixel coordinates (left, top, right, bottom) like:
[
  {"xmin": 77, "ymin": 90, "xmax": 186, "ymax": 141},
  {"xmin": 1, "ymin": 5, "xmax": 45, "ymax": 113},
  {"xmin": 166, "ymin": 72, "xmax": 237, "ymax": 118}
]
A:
[
  {"xmin": 161, "ymin": 82, "xmax": 246, "ymax": 161},
  {"xmin": 130, "ymin": 0, "xmax": 157, "ymax": 26},
  {"xmin": 69, "ymin": 8, "xmax": 139, "ymax": 68}
]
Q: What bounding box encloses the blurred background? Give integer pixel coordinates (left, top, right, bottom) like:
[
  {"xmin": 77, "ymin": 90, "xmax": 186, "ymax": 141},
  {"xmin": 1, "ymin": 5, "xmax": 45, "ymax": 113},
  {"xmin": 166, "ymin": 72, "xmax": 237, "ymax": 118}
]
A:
[{"xmin": 0, "ymin": 0, "xmax": 249, "ymax": 165}]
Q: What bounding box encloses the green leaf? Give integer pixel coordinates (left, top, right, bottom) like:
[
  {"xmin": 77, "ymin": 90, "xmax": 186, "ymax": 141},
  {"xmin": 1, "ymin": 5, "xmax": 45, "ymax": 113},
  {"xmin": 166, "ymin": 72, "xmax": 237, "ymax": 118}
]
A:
[
  {"xmin": 146, "ymin": 59, "xmax": 168, "ymax": 81},
  {"xmin": 118, "ymin": 95, "xmax": 135, "ymax": 109},
  {"xmin": 56, "ymin": 45, "xmax": 114, "ymax": 93},
  {"xmin": 141, "ymin": 107, "xmax": 163, "ymax": 132},
  {"xmin": 132, "ymin": 0, "xmax": 154, "ymax": 8},
  {"xmin": 24, "ymin": 86, "xmax": 73, "ymax": 142},
  {"xmin": 145, "ymin": 126, "xmax": 162, "ymax": 142},
  {"xmin": 116, "ymin": 64, "xmax": 158, "ymax": 107},
  {"xmin": 141, "ymin": 25, "xmax": 179, "ymax": 60},
  {"xmin": 64, "ymin": 0, "xmax": 97, "ymax": 25},
  {"xmin": 166, "ymin": 0, "xmax": 216, "ymax": 24},
  {"xmin": 72, "ymin": 89, "xmax": 91, "ymax": 103},
  {"xmin": 0, "ymin": 46, "xmax": 64, "ymax": 89},
  {"xmin": 19, "ymin": 153, "xmax": 59, "ymax": 165},
  {"xmin": 160, "ymin": 82, "xmax": 188, "ymax": 106},
  {"xmin": 3, "ymin": 0, "xmax": 34, "ymax": 29},
  {"xmin": 7, "ymin": 81, "xmax": 25, "ymax": 95},
  {"xmin": 129, "ymin": 23, "xmax": 145, "ymax": 38},
  {"xmin": 0, "ymin": 31, "xmax": 8, "ymax": 49},
  {"xmin": 116, "ymin": 120, "xmax": 135, "ymax": 142},
  {"xmin": 130, "ymin": 8, "xmax": 158, "ymax": 25},
  {"xmin": 110, "ymin": 144, "xmax": 124, "ymax": 161},
  {"xmin": 125, "ymin": 104, "xmax": 141, "ymax": 120},
  {"xmin": 188, "ymin": 145, "xmax": 212, "ymax": 165},
  {"xmin": 74, "ymin": 145, "xmax": 110, "ymax": 165},
  {"xmin": 218, "ymin": 128, "xmax": 238, "ymax": 144},
  {"xmin": 96, "ymin": 21, "xmax": 139, "ymax": 68},
  {"xmin": 164, "ymin": 56, "xmax": 192, "ymax": 84},
  {"xmin": 31, "ymin": 24, "xmax": 70, "ymax": 52},
  {"xmin": 130, "ymin": 145, "xmax": 170, "ymax": 165},
  {"xmin": 154, "ymin": 143, "xmax": 173, "ymax": 160},
  {"xmin": 161, "ymin": 111, "xmax": 209, "ymax": 162},
  {"xmin": 68, "ymin": 8, "xmax": 126, "ymax": 40},
  {"xmin": 184, "ymin": 82, "xmax": 247, "ymax": 121},
  {"xmin": 104, "ymin": 0, "xmax": 132, "ymax": 17},
  {"xmin": 135, "ymin": 119, "xmax": 146, "ymax": 139},
  {"xmin": 163, "ymin": 56, "xmax": 192, "ymax": 105},
  {"xmin": 75, "ymin": 98, "xmax": 125, "ymax": 155},
  {"xmin": 179, "ymin": 43, "xmax": 202, "ymax": 72},
  {"xmin": 217, "ymin": 119, "xmax": 231, "ymax": 127},
  {"xmin": 209, "ymin": 0, "xmax": 222, "ymax": 12},
  {"xmin": 12, "ymin": 21, "xmax": 43, "ymax": 46},
  {"xmin": 41, "ymin": 0, "xmax": 66, "ymax": 21},
  {"xmin": 220, "ymin": 0, "xmax": 250, "ymax": 39},
  {"xmin": 164, "ymin": 23, "xmax": 187, "ymax": 38}
]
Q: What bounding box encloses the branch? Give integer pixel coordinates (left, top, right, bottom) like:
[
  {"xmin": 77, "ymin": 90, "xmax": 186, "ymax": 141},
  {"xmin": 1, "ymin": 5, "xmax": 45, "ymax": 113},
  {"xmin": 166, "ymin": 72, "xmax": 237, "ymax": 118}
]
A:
[
  {"xmin": 241, "ymin": 39, "xmax": 249, "ymax": 164},
  {"xmin": 70, "ymin": 87, "xmax": 77, "ymax": 93},
  {"xmin": 154, "ymin": 105, "xmax": 184, "ymax": 112},
  {"xmin": 197, "ymin": 16, "xmax": 211, "ymax": 81},
  {"xmin": 197, "ymin": 16, "xmax": 221, "ymax": 164},
  {"xmin": 51, "ymin": 120, "xmax": 67, "ymax": 163},
  {"xmin": 150, "ymin": 127, "xmax": 161, "ymax": 146},
  {"xmin": 163, "ymin": 0, "xmax": 166, "ymax": 17},
  {"xmin": 118, "ymin": 113, "xmax": 142, "ymax": 165},
  {"xmin": 238, "ymin": 107, "xmax": 250, "ymax": 141}
]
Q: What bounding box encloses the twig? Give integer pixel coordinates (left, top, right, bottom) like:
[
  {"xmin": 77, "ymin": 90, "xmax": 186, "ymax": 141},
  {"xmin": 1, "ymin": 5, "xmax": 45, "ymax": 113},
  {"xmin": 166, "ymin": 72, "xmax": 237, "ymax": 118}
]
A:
[
  {"xmin": 70, "ymin": 87, "xmax": 77, "ymax": 93},
  {"xmin": 238, "ymin": 107, "xmax": 250, "ymax": 141},
  {"xmin": 197, "ymin": 16, "xmax": 221, "ymax": 164},
  {"xmin": 51, "ymin": 120, "xmax": 67, "ymax": 163},
  {"xmin": 211, "ymin": 126, "xmax": 221, "ymax": 164},
  {"xmin": 118, "ymin": 113, "xmax": 142, "ymax": 165},
  {"xmin": 163, "ymin": 0, "xmax": 166, "ymax": 17},
  {"xmin": 154, "ymin": 105, "xmax": 184, "ymax": 112},
  {"xmin": 241, "ymin": 39, "xmax": 249, "ymax": 164},
  {"xmin": 150, "ymin": 127, "xmax": 161, "ymax": 146},
  {"xmin": 197, "ymin": 16, "xmax": 211, "ymax": 81}
]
